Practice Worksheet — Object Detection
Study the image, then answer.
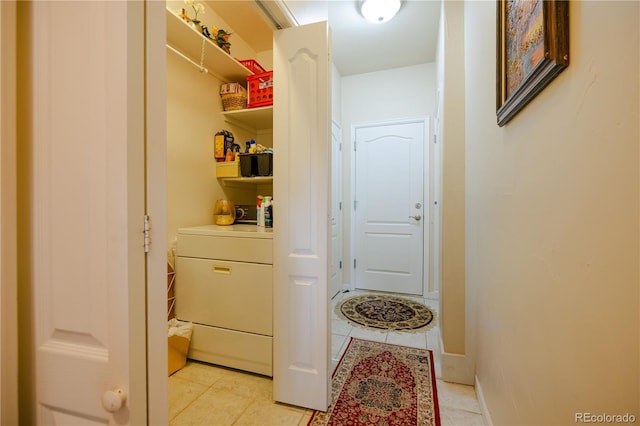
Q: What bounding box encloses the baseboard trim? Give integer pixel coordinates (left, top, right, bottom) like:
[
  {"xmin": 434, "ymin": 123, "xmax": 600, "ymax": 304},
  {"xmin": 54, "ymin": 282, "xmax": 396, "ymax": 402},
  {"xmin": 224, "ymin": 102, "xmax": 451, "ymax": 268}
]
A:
[
  {"xmin": 438, "ymin": 335, "xmax": 475, "ymax": 385},
  {"xmin": 475, "ymin": 375, "xmax": 494, "ymax": 426}
]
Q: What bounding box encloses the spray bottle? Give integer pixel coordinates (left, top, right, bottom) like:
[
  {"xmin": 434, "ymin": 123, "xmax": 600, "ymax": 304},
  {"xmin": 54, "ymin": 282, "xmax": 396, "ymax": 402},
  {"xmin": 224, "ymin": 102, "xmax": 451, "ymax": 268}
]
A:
[{"xmin": 264, "ymin": 196, "xmax": 273, "ymax": 230}]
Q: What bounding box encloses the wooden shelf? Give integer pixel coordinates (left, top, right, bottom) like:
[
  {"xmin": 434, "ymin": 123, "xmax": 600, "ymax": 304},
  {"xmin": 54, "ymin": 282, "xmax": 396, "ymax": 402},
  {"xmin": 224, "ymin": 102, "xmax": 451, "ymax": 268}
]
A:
[
  {"xmin": 219, "ymin": 176, "xmax": 273, "ymax": 187},
  {"xmin": 166, "ymin": 8, "xmax": 251, "ymax": 83},
  {"xmin": 222, "ymin": 106, "xmax": 273, "ymax": 130}
]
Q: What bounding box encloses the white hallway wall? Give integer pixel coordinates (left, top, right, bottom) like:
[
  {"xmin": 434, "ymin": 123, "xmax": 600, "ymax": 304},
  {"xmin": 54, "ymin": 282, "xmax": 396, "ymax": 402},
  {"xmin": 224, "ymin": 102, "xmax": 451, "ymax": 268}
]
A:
[
  {"xmin": 465, "ymin": 1, "xmax": 639, "ymax": 423},
  {"xmin": 340, "ymin": 63, "xmax": 436, "ymax": 288}
]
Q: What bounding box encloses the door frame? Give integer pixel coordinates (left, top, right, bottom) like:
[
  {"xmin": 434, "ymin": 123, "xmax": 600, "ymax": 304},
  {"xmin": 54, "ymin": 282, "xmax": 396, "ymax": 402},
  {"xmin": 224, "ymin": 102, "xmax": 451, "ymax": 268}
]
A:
[
  {"xmin": 0, "ymin": 1, "xmax": 18, "ymax": 423},
  {"xmin": 349, "ymin": 116, "xmax": 431, "ymax": 296},
  {"xmin": 145, "ymin": 1, "xmax": 169, "ymax": 424},
  {"xmin": 331, "ymin": 119, "xmax": 344, "ymax": 297},
  {"xmin": 431, "ymin": 90, "xmax": 442, "ymax": 300}
]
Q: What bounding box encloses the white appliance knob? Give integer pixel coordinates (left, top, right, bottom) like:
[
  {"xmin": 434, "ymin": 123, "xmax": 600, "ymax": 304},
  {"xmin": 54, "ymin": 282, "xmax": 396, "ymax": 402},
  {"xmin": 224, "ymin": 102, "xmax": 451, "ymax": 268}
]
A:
[{"xmin": 102, "ymin": 388, "xmax": 126, "ymax": 413}]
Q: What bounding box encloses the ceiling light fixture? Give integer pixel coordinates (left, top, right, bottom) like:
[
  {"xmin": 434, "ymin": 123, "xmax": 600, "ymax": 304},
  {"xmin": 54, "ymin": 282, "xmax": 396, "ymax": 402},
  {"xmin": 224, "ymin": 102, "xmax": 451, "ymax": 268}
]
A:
[{"xmin": 360, "ymin": 0, "xmax": 401, "ymax": 24}]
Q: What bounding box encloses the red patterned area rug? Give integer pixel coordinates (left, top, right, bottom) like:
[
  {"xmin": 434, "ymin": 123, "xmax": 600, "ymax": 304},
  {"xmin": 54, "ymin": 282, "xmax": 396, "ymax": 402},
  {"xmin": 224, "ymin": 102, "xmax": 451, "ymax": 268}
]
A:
[{"xmin": 308, "ymin": 338, "xmax": 440, "ymax": 426}]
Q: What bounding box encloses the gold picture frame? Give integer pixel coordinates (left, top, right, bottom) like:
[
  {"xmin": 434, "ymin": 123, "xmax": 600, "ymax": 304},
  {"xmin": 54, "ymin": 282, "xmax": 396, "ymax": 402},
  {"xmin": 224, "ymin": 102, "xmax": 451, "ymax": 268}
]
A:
[{"xmin": 496, "ymin": 0, "xmax": 569, "ymax": 126}]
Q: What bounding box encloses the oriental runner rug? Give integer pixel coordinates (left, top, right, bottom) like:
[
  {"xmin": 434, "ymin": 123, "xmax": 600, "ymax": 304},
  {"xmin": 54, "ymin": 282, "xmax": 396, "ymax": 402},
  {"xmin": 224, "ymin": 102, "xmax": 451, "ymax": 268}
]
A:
[
  {"xmin": 336, "ymin": 294, "xmax": 435, "ymax": 333},
  {"xmin": 308, "ymin": 338, "xmax": 440, "ymax": 426}
]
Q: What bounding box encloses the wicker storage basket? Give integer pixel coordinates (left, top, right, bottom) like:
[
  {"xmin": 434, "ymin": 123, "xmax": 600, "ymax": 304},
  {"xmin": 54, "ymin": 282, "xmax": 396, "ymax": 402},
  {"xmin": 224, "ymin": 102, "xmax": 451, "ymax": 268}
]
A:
[{"xmin": 220, "ymin": 82, "xmax": 247, "ymax": 111}]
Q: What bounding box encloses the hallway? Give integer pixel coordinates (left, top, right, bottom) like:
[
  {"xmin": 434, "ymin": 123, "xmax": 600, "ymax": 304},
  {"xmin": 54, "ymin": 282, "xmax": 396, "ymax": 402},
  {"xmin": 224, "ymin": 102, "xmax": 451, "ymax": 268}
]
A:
[{"xmin": 168, "ymin": 290, "xmax": 485, "ymax": 425}]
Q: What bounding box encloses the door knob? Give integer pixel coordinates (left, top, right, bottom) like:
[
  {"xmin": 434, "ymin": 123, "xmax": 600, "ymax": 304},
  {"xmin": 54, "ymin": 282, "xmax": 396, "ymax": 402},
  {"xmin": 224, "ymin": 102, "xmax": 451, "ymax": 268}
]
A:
[
  {"xmin": 409, "ymin": 215, "xmax": 422, "ymax": 221},
  {"xmin": 102, "ymin": 388, "xmax": 126, "ymax": 413}
]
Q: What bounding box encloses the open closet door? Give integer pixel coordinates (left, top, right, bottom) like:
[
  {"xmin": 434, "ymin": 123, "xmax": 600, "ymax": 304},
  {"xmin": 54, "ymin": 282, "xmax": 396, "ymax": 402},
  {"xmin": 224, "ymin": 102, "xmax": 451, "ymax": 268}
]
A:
[{"xmin": 273, "ymin": 21, "xmax": 331, "ymax": 411}]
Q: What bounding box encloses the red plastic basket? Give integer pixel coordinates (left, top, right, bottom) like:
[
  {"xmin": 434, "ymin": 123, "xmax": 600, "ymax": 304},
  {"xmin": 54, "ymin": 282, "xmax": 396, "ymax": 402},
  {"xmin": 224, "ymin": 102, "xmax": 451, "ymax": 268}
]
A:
[
  {"xmin": 239, "ymin": 59, "xmax": 266, "ymax": 75},
  {"xmin": 247, "ymin": 71, "xmax": 273, "ymax": 108}
]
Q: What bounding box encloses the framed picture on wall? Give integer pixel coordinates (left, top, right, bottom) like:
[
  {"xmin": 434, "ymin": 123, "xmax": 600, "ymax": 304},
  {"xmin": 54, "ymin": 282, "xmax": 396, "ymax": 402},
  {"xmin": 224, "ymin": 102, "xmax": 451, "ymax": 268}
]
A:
[{"xmin": 496, "ymin": 0, "xmax": 569, "ymax": 126}]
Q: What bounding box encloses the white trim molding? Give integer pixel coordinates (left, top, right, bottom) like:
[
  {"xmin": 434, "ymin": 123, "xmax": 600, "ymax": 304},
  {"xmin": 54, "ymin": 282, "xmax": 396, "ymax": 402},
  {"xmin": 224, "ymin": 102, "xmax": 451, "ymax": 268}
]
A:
[
  {"xmin": 475, "ymin": 375, "xmax": 494, "ymax": 426},
  {"xmin": 439, "ymin": 335, "xmax": 475, "ymax": 385}
]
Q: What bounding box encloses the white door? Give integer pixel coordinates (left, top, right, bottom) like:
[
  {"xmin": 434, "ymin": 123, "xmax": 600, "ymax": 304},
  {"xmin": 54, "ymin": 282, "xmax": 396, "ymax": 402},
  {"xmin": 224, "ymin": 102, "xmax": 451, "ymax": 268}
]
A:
[
  {"xmin": 354, "ymin": 119, "xmax": 427, "ymax": 295},
  {"xmin": 25, "ymin": 2, "xmax": 148, "ymax": 423},
  {"xmin": 331, "ymin": 120, "xmax": 344, "ymax": 297},
  {"xmin": 273, "ymin": 21, "xmax": 331, "ymax": 411}
]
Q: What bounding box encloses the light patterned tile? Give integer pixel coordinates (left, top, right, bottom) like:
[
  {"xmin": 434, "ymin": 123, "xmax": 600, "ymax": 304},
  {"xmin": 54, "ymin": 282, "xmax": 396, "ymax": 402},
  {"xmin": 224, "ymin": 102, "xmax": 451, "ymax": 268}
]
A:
[
  {"xmin": 404, "ymin": 295, "xmax": 428, "ymax": 305},
  {"xmin": 426, "ymin": 326, "xmax": 442, "ymax": 352},
  {"xmin": 439, "ymin": 406, "xmax": 486, "ymax": 426},
  {"xmin": 172, "ymin": 360, "xmax": 231, "ymax": 386},
  {"xmin": 433, "ymin": 360, "xmax": 442, "ymax": 379},
  {"xmin": 170, "ymin": 388, "xmax": 253, "ymax": 426},
  {"xmin": 234, "ymin": 399, "xmax": 307, "ymax": 426},
  {"xmin": 330, "ymin": 309, "xmax": 341, "ymax": 321},
  {"xmin": 423, "ymin": 298, "xmax": 440, "ymax": 311},
  {"xmin": 337, "ymin": 336, "xmax": 352, "ymax": 361},
  {"xmin": 436, "ymin": 380, "xmax": 481, "ymax": 413},
  {"xmin": 386, "ymin": 331, "xmax": 427, "ymax": 349},
  {"xmin": 209, "ymin": 369, "xmax": 273, "ymax": 401},
  {"xmin": 168, "ymin": 376, "xmax": 209, "ymax": 421},
  {"xmin": 331, "ymin": 333, "xmax": 349, "ymax": 359},
  {"xmin": 298, "ymin": 411, "xmax": 314, "ymax": 425},
  {"xmin": 333, "ymin": 290, "xmax": 353, "ymax": 302},
  {"xmin": 348, "ymin": 326, "xmax": 387, "ymax": 342},
  {"xmin": 331, "ymin": 318, "xmax": 352, "ymax": 335}
]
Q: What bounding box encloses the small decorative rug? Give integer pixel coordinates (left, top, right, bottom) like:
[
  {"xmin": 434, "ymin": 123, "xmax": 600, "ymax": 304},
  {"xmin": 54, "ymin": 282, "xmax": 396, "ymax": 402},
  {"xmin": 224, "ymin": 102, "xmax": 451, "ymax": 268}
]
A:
[
  {"xmin": 308, "ymin": 338, "xmax": 440, "ymax": 426},
  {"xmin": 336, "ymin": 294, "xmax": 435, "ymax": 333}
]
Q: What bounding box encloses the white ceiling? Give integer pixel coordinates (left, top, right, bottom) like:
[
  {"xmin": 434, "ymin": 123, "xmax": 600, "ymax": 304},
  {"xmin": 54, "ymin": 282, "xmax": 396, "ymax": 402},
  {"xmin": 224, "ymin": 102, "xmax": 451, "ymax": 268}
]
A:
[
  {"xmin": 210, "ymin": 0, "xmax": 441, "ymax": 76},
  {"xmin": 327, "ymin": 0, "xmax": 441, "ymax": 76}
]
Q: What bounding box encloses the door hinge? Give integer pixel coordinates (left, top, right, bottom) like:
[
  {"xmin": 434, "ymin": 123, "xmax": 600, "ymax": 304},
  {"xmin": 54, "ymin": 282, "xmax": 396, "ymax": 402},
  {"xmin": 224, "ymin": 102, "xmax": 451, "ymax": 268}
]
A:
[
  {"xmin": 354, "ymin": 258, "xmax": 357, "ymax": 269},
  {"xmin": 144, "ymin": 215, "xmax": 151, "ymax": 253},
  {"xmin": 339, "ymin": 201, "xmax": 342, "ymax": 210},
  {"xmin": 339, "ymin": 260, "xmax": 342, "ymax": 269},
  {"xmin": 354, "ymin": 200, "xmax": 358, "ymax": 210},
  {"xmin": 434, "ymin": 134, "xmax": 437, "ymax": 144},
  {"xmin": 339, "ymin": 143, "xmax": 342, "ymax": 152},
  {"xmin": 354, "ymin": 140, "xmax": 357, "ymax": 151}
]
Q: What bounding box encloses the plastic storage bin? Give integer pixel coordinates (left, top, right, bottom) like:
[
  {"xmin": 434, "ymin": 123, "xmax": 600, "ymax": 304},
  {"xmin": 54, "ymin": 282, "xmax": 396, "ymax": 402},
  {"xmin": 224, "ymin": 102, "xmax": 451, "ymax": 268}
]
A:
[
  {"xmin": 239, "ymin": 153, "xmax": 273, "ymax": 177},
  {"xmin": 239, "ymin": 59, "xmax": 266, "ymax": 75},
  {"xmin": 247, "ymin": 71, "xmax": 273, "ymax": 108}
]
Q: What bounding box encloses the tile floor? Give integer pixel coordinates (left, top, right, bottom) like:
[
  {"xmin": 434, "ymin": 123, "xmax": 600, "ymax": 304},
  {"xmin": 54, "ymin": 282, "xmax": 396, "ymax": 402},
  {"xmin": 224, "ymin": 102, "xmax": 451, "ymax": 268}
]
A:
[{"xmin": 169, "ymin": 289, "xmax": 485, "ymax": 425}]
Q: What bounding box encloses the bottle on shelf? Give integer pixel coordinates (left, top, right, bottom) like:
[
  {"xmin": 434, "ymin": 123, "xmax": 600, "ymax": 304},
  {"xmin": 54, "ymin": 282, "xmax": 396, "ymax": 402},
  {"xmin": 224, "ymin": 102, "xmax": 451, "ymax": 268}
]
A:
[
  {"xmin": 225, "ymin": 148, "xmax": 234, "ymax": 162},
  {"xmin": 257, "ymin": 195, "xmax": 263, "ymax": 228},
  {"xmin": 264, "ymin": 196, "xmax": 273, "ymax": 230}
]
